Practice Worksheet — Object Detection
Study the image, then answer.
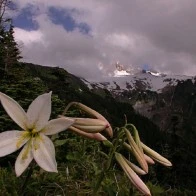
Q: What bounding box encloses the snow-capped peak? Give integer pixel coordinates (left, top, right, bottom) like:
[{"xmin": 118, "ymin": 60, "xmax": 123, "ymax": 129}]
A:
[
  {"xmin": 144, "ymin": 70, "xmax": 165, "ymax": 77},
  {"xmin": 81, "ymin": 61, "xmax": 195, "ymax": 95},
  {"xmin": 114, "ymin": 62, "xmax": 130, "ymax": 77},
  {"xmin": 113, "ymin": 62, "xmax": 142, "ymax": 77}
]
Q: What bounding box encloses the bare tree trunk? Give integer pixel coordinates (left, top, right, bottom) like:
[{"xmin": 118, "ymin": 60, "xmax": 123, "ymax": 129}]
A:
[{"xmin": 0, "ymin": 0, "xmax": 9, "ymax": 25}]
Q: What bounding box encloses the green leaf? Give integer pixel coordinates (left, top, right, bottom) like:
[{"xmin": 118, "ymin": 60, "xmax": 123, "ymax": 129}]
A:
[{"xmin": 54, "ymin": 139, "xmax": 67, "ymax": 147}]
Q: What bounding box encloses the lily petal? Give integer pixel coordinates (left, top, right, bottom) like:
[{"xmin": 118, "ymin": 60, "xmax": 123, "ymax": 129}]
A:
[
  {"xmin": 42, "ymin": 117, "xmax": 74, "ymax": 135},
  {"xmin": 15, "ymin": 141, "xmax": 33, "ymax": 177},
  {"xmin": 32, "ymin": 134, "xmax": 57, "ymax": 172},
  {"xmin": 0, "ymin": 92, "xmax": 28, "ymax": 130},
  {"xmin": 0, "ymin": 131, "xmax": 29, "ymax": 157},
  {"xmin": 27, "ymin": 92, "xmax": 52, "ymax": 131}
]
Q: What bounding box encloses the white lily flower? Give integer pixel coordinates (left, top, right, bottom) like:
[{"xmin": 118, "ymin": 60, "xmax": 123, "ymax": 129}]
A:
[{"xmin": 0, "ymin": 92, "xmax": 74, "ymax": 177}]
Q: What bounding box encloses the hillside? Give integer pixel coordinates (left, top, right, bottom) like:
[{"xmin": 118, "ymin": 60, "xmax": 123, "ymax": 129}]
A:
[{"xmin": 0, "ymin": 62, "xmax": 196, "ymax": 194}]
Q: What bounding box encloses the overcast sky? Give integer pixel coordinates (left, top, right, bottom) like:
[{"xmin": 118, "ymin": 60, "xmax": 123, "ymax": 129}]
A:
[{"xmin": 11, "ymin": 0, "xmax": 196, "ymax": 79}]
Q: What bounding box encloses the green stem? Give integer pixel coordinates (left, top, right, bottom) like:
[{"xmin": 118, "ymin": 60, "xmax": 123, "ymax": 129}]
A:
[
  {"xmin": 93, "ymin": 128, "xmax": 125, "ymax": 194},
  {"xmin": 93, "ymin": 143, "xmax": 116, "ymax": 194},
  {"xmin": 93, "ymin": 171, "xmax": 105, "ymax": 195},
  {"xmin": 106, "ymin": 139, "xmax": 119, "ymax": 170},
  {"xmin": 20, "ymin": 163, "xmax": 34, "ymax": 196}
]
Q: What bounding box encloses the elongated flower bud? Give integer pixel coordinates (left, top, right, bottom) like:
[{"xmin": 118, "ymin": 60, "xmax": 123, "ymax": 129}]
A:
[
  {"xmin": 115, "ymin": 153, "xmax": 151, "ymax": 196},
  {"xmin": 125, "ymin": 129, "xmax": 148, "ymax": 173},
  {"xmin": 141, "ymin": 142, "xmax": 172, "ymax": 167},
  {"xmin": 72, "ymin": 118, "xmax": 108, "ymax": 133},
  {"xmin": 63, "ymin": 102, "xmax": 113, "ymax": 137},
  {"xmin": 123, "ymin": 141, "xmax": 133, "ymax": 152},
  {"xmin": 144, "ymin": 154, "xmax": 155, "ymax": 165},
  {"xmin": 132, "ymin": 125, "xmax": 143, "ymax": 153},
  {"xmin": 69, "ymin": 126, "xmax": 107, "ymax": 141},
  {"xmin": 123, "ymin": 142, "xmax": 155, "ymax": 165},
  {"xmin": 123, "ymin": 157, "xmax": 147, "ymax": 175}
]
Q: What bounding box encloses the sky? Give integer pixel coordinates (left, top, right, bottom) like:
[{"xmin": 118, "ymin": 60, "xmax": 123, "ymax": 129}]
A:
[{"xmin": 9, "ymin": 0, "xmax": 196, "ymax": 79}]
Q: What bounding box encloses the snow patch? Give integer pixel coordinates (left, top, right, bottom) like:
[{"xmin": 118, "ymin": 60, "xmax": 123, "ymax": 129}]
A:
[{"xmin": 82, "ymin": 73, "xmax": 195, "ymax": 94}]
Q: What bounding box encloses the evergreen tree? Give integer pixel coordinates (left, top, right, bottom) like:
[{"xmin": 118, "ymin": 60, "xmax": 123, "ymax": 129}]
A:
[
  {"xmin": 0, "ymin": 1, "xmax": 22, "ymax": 72},
  {"xmin": 0, "ymin": 26, "xmax": 6, "ymax": 68},
  {"xmin": 2, "ymin": 23, "xmax": 22, "ymax": 71}
]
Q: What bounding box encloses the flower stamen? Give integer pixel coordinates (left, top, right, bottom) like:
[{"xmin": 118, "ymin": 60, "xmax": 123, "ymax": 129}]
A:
[
  {"xmin": 22, "ymin": 141, "xmax": 31, "ymax": 160},
  {"xmin": 16, "ymin": 131, "xmax": 30, "ymax": 149}
]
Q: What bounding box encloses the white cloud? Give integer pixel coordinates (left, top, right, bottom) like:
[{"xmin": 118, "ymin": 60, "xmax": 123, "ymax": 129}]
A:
[
  {"xmin": 105, "ymin": 33, "xmax": 135, "ymax": 49},
  {"xmin": 14, "ymin": 28, "xmax": 43, "ymax": 45},
  {"xmin": 13, "ymin": 0, "xmax": 196, "ymax": 79}
]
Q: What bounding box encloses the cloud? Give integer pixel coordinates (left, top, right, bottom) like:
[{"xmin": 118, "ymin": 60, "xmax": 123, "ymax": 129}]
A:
[
  {"xmin": 14, "ymin": 28, "xmax": 43, "ymax": 45},
  {"xmin": 13, "ymin": 0, "xmax": 196, "ymax": 79}
]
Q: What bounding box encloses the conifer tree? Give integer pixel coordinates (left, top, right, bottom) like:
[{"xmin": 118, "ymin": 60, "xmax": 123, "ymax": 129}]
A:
[
  {"xmin": 0, "ymin": 27, "xmax": 6, "ymax": 68},
  {"xmin": 3, "ymin": 23, "xmax": 22, "ymax": 71},
  {"xmin": 0, "ymin": 0, "xmax": 22, "ymax": 72}
]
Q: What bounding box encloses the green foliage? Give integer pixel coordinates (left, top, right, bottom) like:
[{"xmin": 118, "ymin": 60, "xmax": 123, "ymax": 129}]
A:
[
  {"xmin": 0, "ymin": 168, "xmax": 19, "ymax": 196},
  {"xmin": 0, "ymin": 135, "xmax": 133, "ymax": 195},
  {"xmin": 146, "ymin": 181, "xmax": 165, "ymax": 195}
]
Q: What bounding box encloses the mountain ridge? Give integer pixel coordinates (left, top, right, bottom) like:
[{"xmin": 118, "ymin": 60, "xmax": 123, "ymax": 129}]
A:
[{"xmin": 82, "ymin": 69, "xmax": 196, "ymax": 93}]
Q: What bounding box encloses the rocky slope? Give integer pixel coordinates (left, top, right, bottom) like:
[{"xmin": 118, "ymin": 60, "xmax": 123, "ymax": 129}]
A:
[{"xmin": 82, "ymin": 68, "xmax": 196, "ymax": 130}]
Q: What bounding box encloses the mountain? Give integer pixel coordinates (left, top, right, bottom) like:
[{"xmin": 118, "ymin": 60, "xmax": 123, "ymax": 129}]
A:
[
  {"xmin": 82, "ymin": 67, "xmax": 195, "ymax": 94},
  {"xmin": 82, "ymin": 66, "xmax": 196, "ymax": 129}
]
